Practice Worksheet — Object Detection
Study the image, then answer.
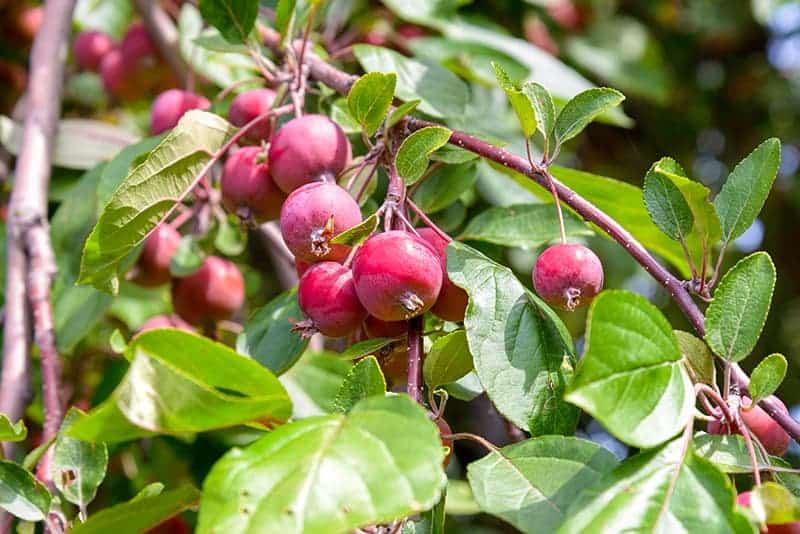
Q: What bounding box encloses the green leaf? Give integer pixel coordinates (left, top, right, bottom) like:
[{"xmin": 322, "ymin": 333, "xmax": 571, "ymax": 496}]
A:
[
  {"xmin": 353, "ymin": 44, "xmax": 468, "ymax": 119},
  {"xmin": 347, "ymin": 72, "xmax": 397, "ymax": 136},
  {"xmin": 133, "ymin": 482, "xmax": 165, "ymax": 500},
  {"xmin": 332, "ymin": 356, "xmax": 386, "ymax": 413},
  {"xmin": 749, "ymin": 353, "xmax": 787, "ymax": 405},
  {"xmin": 274, "ymin": 0, "xmax": 296, "ymax": 36},
  {"xmin": 415, "ymin": 486, "xmax": 446, "ymax": 534},
  {"xmin": 197, "ymin": 395, "xmax": 447, "ymax": 534},
  {"xmin": 693, "ymin": 432, "xmax": 770, "ymax": 474},
  {"xmin": 0, "ymin": 460, "xmax": 51, "ymax": 522},
  {"xmin": 338, "ymin": 337, "xmax": 401, "ymax": 361},
  {"xmin": 565, "ymin": 290, "xmax": 694, "ymax": 448},
  {"xmin": 78, "ymin": 111, "xmax": 235, "ymax": 294},
  {"xmin": 237, "ymin": 288, "xmax": 309, "ymax": 375},
  {"xmin": 467, "ymin": 436, "xmax": 619, "ymax": 534},
  {"xmin": 280, "ymin": 351, "xmax": 352, "ymax": 417},
  {"xmin": 705, "ymin": 252, "xmax": 776, "ymax": 362},
  {"xmin": 447, "ymin": 242, "xmax": 579, "ymax": 436},
  {"xmin": 445, "ymin": 479, "xmax": 480, "ymax": 516},
  {"xmin": 714, "ymin": 138, "xmax": 781, "ymax": 246},
  {"xmin": 0, "ymin": 414, "xmax": 27, "ymax": 442},
  {"xmin": 553, "ymin": 88, "xmax": 625, "ymax": 145},
  {"xmin": 522, "ymin": 82, "xmax": 556, "ymax": 144},
  {"xmin": 169, "ymin": 235, "xmax": 205, "ymax": 277},
  {"xmin": 96, "ymin": 135, "xmax": 165, "ymax": 211},
  {"xmin": 74, "ymin": 0, "xmax": 133, "ymax": 39},
  {"xmin": 198, "ymin": 0, "xmax": 257, "ymax": 43},
  {"xmin": 643, "ymin": 161, "xmax": 694, "ymax": 242},
  {"xmin": 458, "ymin": 204, "xmax": 592, "ymax": 248},
  {"xmin": 396, "ymin": 126, "xmax": 452, "ymax": 185},
  {"xmin": 51, "ymin": 408, "xmax": 108, "ymax": 509},
  {"xmin": 213, "ymin": 213, "xmax": 247, "ymax": 256},
  {"xmin": 330, "ymin": 213, "xmax": 379, "ymax": 246},
  {"xmin": 557, "ymin": 439, "xmax": 752, "ymax": 534},
  {"xmin": 386, "ymin": 100, "xmax": 421, "ymax": 129},
  {"xmin": 0, "ymin": 115, "xmax": 137, "ymax": 171},
  {"xmin": 751, "ymin": 482, "xmax": 800, "ymax": 525},
  {"xmin": 646, "ymin": 157, "xmax": 721, "ymax": 265},
  {"xmin": 70, "ymin": 486, "xmax": 200, "ymax": 534},
  {"xmin": 675, "ymin": 330, "xmax": 716, "ymax": 387},
  {"xmin": 423, "ymin": 330, "xmax": 473, "ymax": 389},
  {"xmin": 69, "ymin": 330, "xmax": 292, "ymax": 443},
  {"xmin": 492, "ymin": 62, "xmax": 537, "ymax": 139},
  {"xmin": 412, "ymin": 162, "xmax": 477, "ymax": 215}
]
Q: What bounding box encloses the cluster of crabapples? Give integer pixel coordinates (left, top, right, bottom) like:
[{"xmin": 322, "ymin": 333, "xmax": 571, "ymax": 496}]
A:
[{"xmin": 72, "ymin": 23, "xmax": 177, "ymax": 101}]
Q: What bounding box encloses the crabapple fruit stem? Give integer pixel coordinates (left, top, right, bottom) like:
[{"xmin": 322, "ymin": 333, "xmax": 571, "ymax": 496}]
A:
[{"xmin": 406, "ymin": 316, "xmax": 424, "ymax": 403}]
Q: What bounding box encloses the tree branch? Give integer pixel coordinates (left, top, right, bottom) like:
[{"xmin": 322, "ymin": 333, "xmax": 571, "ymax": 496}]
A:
[
  {"xmin": 257, "ymin": 26, "xmax": 800, "ymax": 442},
  {"xmin": 1, "ymin": 0, "xmax": 76, "ymax": 475},
  {"xmin": 132, "ymin": 0, "xmax": 189, "ymax": 88}
]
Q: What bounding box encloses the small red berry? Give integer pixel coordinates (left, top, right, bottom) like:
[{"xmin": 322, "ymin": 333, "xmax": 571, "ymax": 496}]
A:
[
  {"xmin": 99, "ymin": 49, "xmax": 129, "ymax": 95},
  {"xmin": 352, "ymin": 231, "xmax": 443, "ymax": 321},
  {"xmin": 279, "ymin": 182, "xmax": 362, "ymax": 263},
  {"xmin": 221, "ymin": 146, "xmax": 286, "ymax": 223},
  {"xmin": 131, "ymin": 224, "xmax": 181, "ymax": 287},
  {"xmin": 150, "ymin": 89, "xmax": 210, "ymax": 135},
  {"xmin": 297, "ymin": 262, "xmax": 367, "ymax": 338},
  {"xmin": 73, "ymin": 31, "xmax": 115, "ymax": 71},
  {"xmin": 228, "ymin": 88, "xmax": 276, "ymax": 142},
  {"xmin": 416, "ymin": 228, "xmax": 468, "ymax": 322},
  {"xmin": 171, "ymin": 256, "xmax": 245, "ymax": 325},
  {"xmin": 120, "ymin": 22, "xmax": 156, "ymax": 64},
  {"xmin": 741, "ymin": 397, "xmax": 791, "ymax": 456},
  {"xmin": 268, "ymin": 114, "xmax": 352, "ymax": 193},
  {"xmin": 533, "ymin": 243, "xmax": 603, "ymax": 311}
]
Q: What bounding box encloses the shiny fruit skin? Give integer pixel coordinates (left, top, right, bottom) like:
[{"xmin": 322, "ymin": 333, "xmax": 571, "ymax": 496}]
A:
[
  {"xmin": 221, "ymin": 146, "xmax": 286, "ymax": 222},
  {"xmin": 132, "ymin": 224, "xmax": 181, "ymax": 287},
  {"xmin": 150, "ymin": 89, "xmax": 210, "ymax": 135},
  {"xmin": 298, "ymin": 262, "xmax": 367, "ymax": 337},
  {"xmin": 352, "ymin": 231, "xmax": 443, "ymax": 321},
  {"xmin": 741, "ymin": 397, "xmax": 791, "ymax": 456},
  {"xmin": 416, "ymin": 228, "xmax": 468, "ymax": 322},
  {"xmin": 294, "ymin": 258, "xmax": 312, "ymax": 278},
  {"xmin": 737, "ymin": 492, "xmax": 800, "ymax": 533},
  {"xmin": 268, "ymin": 114, "xmax": 352, "ymax": 193},
  {"xmin": 73, "ymin": 31, "xmax": 115, "ymax": 71},
  {"xmin": 228, "ymin": 88, "xmax": 276, "ymax": 142},
  {"xmin": 120, "ymin": 22, "xmax": 156, "ymax": 63},
  {"xmin": 363, "ymin": 316, "xmax": 407, "ymax": 338},
  {"xmin": 533, "ymin": 243, "xmax": 603, "ymax": 311},
  {"xmin": 171, "ymin": 256, "xmax": 245, "ymax": 325},
  {"xmin": 279, "ymin": 182, "xmax": 362, "ymax": 263}
]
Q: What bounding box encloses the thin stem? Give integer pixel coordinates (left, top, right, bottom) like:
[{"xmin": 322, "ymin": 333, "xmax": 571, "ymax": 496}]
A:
[
  {"xmin": 698, "ymin": 240, "xmax": 708, "ymax": 294},
  {"xmin": 444, "ymin": 432, "xmax": 500, "ymax": 452},
  {"xmin": 355, "ymin": 164, "xmax": 379, "ymax": 204},
  {"xmin": 406, "ymin": 316, "xmax": 424, "ymax": 403},
  {"xmin": 527, "ymin": 140, "xmax": 566, "ymax": 243},
  {"xmin": 678, "ymin": 236, "xmax": 699, "ymax": 281},
  {"xmin": 696, "ymin": 383, "xmax": 735, "ymax": 425},
  {"xmin": 406, "ymin": 199, "xmax": 451, "ymax": 243},
  {"xmin": 296, "ymin": 3, "xmax": 319, "ymax": 89},
  {"xmin": 213, "ymin": 77, "xmax": 265, "ymax": 105},
  {"xmin": 653, "ymin": 418, "xmax": 695, "ymax": 528},
  {"xmin": 737, "ymin": 413, "xmax": 763, "ymax": 486},
  {"xmin": 708, "ymin": 243, "xmax": 728, "ymax": 290},
  {"xmin": 723, "ymin": 363, "xmax": 731, "ymax": 401}
]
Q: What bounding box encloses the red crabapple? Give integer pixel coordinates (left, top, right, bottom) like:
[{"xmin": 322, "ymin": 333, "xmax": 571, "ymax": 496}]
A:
[
  {"xmin": 268, "ymin": 114, "xmax": 352, "ymax": 193},
  {"xmin": 221, "ymin": 146, "xmax": 286, "ymax": 223},
  {"xmin": 294, "ymin": 258, "xmax": 312, "ymax": 278},
  {"xmin": 352, "ymin": 231, "xmax": 443, "ymax": 321},
  {"xmin": 137, "ymin": 314, "xmax": 193, "ymax": 334},
  {"xmin": 363, "ymin": 316, "xmax": 407, "ymax": 339},
  {"xmin": 533, "ymin": 243, "xmax": 603, "ymax": 311},
  {"xmin": 131, "ymin": 224, "xmax": 181, "ymax": 287},
  {"xmin": 416, "ymin": 227, "xmax": 468, "ymax": 322},
  {"xmin": 737, "ymin": 492, "xmax": 800, "ymax": 533},
  {"xmin": 741, "ymin": 397, "xmax": 791, "ymax": 456},
  {"xmin": 99, "ymin": 49, "xmax": 131, "ymax": 97},
  {"xmin": 279, "ymin": 182, "xmax": 362, "ymax": 263},
  {"xmin": 297, "ymin": 262, "xmax": 367, "ymax": 337},
  {"xmin": 228, "ymin": 88, "xmax": 276, "ymax": 142},
  {"xmin": 73, "ymin": 31, "xmax": 115, "ymax": 71},
  {"xmin": 120, "ymin": 22, "xmax": 156, "ymax": 64},
  {"xmin": 150, "ymin": 89, "xmax": 210, "ymax": 135},
  {"xmin": 171, "ymin": 256, "xmax": 245, "ymax": 325}
]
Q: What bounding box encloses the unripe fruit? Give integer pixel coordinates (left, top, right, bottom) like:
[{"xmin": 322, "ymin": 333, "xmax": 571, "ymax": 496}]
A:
[
  {"xmin": 363, "ymin": 316, "xmax": 407, "ymax": 339},
  {"xmin": 228, "ymin": 88, "xmax": 276, "ymax": 142},
  {"xmin": 73, "ymin": 31, "xmax": 115, "ymax": 71},
  {"xmin": 416, "ymin": 228, "xmax": 468, "ymax": 322},
  {"xmin": 150, "ymin": 89, "xmax": 210, "ymax": 135},
  {"xmin": 352, "ymin": 231, "xmax": 443, "ymax": 321},
  {"xmin": 737, "ymin": 492, "xmax": 800, "ymax": 533},
  {"xmin": 221, "ymin": 146, "xmax": 286, "ymax": 222},
  {"xmin": 120, "ymin": 22, "xmax": 156, "ymax": 64},
  {"xmin": 137, "ymin": 314, "xmax": 193, "ymax": 334},
  {"xmin": 297, "ymin": 262, "xmax": 367, "ymax": 337},
  {"xmin": 533, "ymin": 243, "xmax": 603, "ymax": 311},
  {"xmin": 268, "ymin": 114, "xmax": 352, "ymax": 193},
  {"xmin": 435, "ymin": 417, "xmax": 454, "ymax": 468},
  {"xmin": 171, "ymin": 256, "xmax": 245, "ymax": 325},
  {"xmin": 132, "ymin": 224, "xmax": 181, "ymax": 287},
  {"xmin": 279, "ymin": 182, "xmax": 362, "ymax": 263},
  {"xmin": 741, "ymin": 397, "xmax": 791, "ymax": 456}
]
